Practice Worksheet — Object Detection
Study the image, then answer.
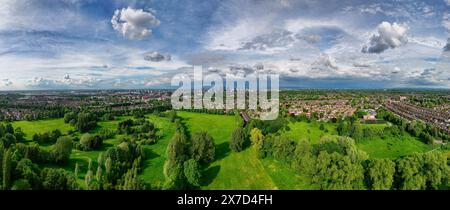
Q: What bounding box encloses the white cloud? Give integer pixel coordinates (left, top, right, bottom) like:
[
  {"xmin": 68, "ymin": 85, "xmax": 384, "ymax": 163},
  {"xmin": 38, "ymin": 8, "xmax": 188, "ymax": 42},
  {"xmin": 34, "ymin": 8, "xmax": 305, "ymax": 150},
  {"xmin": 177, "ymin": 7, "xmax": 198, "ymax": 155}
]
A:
[
  {"xmin": 362, "ymin": 22, "xmax": 408, "ymax": 53},
  {"xmin": 111, "ymin": 7, "xmax": 160, "ymax": 40}
]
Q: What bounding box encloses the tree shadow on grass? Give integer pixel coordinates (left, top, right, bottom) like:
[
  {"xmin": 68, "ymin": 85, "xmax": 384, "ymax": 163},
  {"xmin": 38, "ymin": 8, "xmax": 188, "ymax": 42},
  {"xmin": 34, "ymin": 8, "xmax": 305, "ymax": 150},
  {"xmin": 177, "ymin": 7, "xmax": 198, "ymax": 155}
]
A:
[
  {"xmin": 140, "ymin": 148, "xmax": 160, "ymax": 170},
  {"xmin": 200, "ymin": 165, "xmax": 221, "ymax": 187},
  {"xmin": 144, "ymin": 147, "xmax": 160, "ymax": 160},
  {"xmin": 215, "ymin": 142, "xmax": 230, "ymax": 161}
]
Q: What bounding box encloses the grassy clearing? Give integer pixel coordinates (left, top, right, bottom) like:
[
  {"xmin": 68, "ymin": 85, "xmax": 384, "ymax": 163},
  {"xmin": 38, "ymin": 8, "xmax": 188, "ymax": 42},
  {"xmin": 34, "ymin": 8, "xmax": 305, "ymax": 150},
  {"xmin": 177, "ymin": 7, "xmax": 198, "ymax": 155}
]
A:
[
  {"xmin": 139, "ymin": 115, "xmax": 176, "ymax": 188},
  {"xmin": 357, "ymin": 136, "xmax": 433, "ymax": 159},
  {"xmin": 280, "ymin": 121, "xmax": 336, "ymax": 144},
  {"xmin": 360, "ymin": 123, "xmax": 389, "ymax": 129},
  {"xmin": 177, "ymin": 112, "xmax": 279, "ymax": 190},
  {"xmin": 13, "ymin": 118, "xmax": 73, "ymax": 140},
  {"xmin": 260, "ymin": 158, "xmax": 311, "ymax": 190},
  {"xmin": 203, "ymin": 148, "xmax": 278, "ymax": 190}
]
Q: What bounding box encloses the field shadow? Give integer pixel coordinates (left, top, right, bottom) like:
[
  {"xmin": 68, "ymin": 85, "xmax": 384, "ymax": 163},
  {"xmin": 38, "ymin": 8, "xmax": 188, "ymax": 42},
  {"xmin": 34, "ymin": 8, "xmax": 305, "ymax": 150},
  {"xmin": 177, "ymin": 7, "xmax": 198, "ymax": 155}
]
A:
[
  {"xmin": 201, "ymin": 165, "xmax": 221, "ymax": 186},
  {"xmin": 215, "ymin": 142, "xmax": 230, "ymax": 161}
]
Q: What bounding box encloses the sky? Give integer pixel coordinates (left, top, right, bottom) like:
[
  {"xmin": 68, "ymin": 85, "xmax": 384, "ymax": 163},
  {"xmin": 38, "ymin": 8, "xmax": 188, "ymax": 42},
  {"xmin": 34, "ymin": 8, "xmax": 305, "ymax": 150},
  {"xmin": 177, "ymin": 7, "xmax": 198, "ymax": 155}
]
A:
[{"xmin": 0, "ymin": 0, "xmax": 449, "ymax": 90}]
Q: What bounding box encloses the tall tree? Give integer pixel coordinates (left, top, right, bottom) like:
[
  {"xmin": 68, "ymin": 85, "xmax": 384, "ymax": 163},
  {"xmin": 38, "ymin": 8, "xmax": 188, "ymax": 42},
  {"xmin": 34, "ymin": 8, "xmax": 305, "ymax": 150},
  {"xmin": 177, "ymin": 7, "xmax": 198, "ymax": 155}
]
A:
[
  {"xmin": 166, "ymin": 132, "xmax": 188, "ymax": 163},
  {"xmin": 230, "ymin": 128, "xmax": 246, "ymax": 152},
  {"xmin": 250, "ymin": 128, "xmax": 264, "ymax": 156},
  {"xmin": 190, "ymin": 132, "xmax": 215, "ymax": 164},
  {"xmin": 183, "ymin": 159, "xmax": 201, "ymax": 187},
  {"xmin": 312, "ymin": 152, "xmax": 365, "ymax": 190},
  {"xmin": 367, "ymin": 159, "xmax": 396, "ymax": 190},
  {"xmin": 396, "ymin": 154, "xmax": 426, "ymax": 190},
  {"xmin": 53, "ymin": 136, "xmax": 73, "ymax": 164},
  {"xmin": 2, "ymin": 148, "xmax": 12, "ymax": 190}
]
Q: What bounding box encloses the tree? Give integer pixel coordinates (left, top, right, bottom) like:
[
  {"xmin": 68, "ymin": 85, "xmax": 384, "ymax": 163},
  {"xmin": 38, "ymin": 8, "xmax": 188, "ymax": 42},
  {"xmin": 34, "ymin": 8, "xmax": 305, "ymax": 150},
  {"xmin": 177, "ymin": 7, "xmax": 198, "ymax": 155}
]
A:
[
  {"xmin": 15, "ymin": 158, "xmax": 40, "ymax": 189},
  {"xmin": 166, "ymin": 132, "xmax": 188, "ymax": 163},
  {"xmin": 76, "ymin": 112, "xmax": 97, "ymax": 132},
  {"xmin": 396, "ymin": 154, "xmax": 426, "ymax": 190},
  {"xmin": 79, "ymin": 133, "xmax": 103, "ymax": 151},
  {"xmin": 121, "ymin": 161, "xmax": 146, "ymax": 190},
  {"xmin": 0, "ymin": 124, "xmax": 5, "ymax": 138},
  {"xmin": 319, "ymin": 124, "xmax": 325, "ymax": 131},
  {"xmin": 250, "ymin": 128, "xmax": 264, "ymax": 156},
  {"xmin": 168, "ymin": 110, "xmax": 178, "ymax": 123},
  {"xmin": 312, "ymin": 152, "xmax": 365, "ymax": 190},
  {"xmin": 5, "ymin": 123, "xmax": 14, "ymax": 134},
  {"xmin": 14, "ymin": 127, "xmax": 25, "ymax": 142},
  {"xmin": 1, "ymin": 133, "xmax": 16, "ymax": 148},
  {"xmin": 230, "ymin": 128, "xmax": 246, "ymax": 152},
  {"xmin": 64, "ymin": 111, "xmax": 77, "ymax": 124},
  {"xmin": 183, "ymin": 159, "xmax": 201, "ymax": 187},
  {"xmin": 85, "ymin": 169, "xmax": 94, "ymax": 190},
  {"xmin": 422, "ymin": 152, "xmax": 448, "ymax": 189},
  {"xmin": 367, "ymin": 159, "xmax": 395, "ymax": 190},
  {"xmin": 53, "ymin": 136, "xmax": 73, "ymax": 164},
  {"xmin": 163, "ymin": 159, "xmax": 186, "ymax": 189},
  {"xmin": 74, "ymin": 163, "xmax": 79, "ymax": 179},
  {"xmin": 11, "ymin": 179, "xmax": 31, "ymax": 190},
  {"xmin": 0, "ymin": 143, "xmax": 3, "ymax": 181},
  {"xmin": 293, "ymin": 140, "xmax": 314, "ymax": 175},
  {"xmin": 41, "ymin": 168, "xmax": 78, "ymax": 190},
  {"xmin": 2, "ymin": 148, "xmax": 12, "ymax": 190},
  {"xmin": 164, "ymin": 131, "xmax": 189, "ymax": 189},
  {"xmin": 190, "ymin": 132, "xmax": 215, "ymax": 164},
  {"xmin": 96, "ymin": 153, "xmax": 104, "ymax": 183}
]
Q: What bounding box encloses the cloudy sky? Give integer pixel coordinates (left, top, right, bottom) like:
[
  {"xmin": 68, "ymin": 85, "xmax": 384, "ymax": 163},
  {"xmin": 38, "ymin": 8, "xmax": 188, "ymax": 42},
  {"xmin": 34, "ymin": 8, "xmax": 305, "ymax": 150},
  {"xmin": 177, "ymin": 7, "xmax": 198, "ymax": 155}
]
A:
[{"xmin": 0, "ymin": 0, "xmax": 449, "ymax": 90}]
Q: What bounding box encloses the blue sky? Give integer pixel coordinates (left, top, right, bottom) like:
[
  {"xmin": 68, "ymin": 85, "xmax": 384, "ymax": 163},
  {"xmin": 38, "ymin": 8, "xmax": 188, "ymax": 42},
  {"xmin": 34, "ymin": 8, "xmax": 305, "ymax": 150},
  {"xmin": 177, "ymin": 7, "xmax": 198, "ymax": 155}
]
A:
[{"xmin": 0, "ymin": 0, "xmax": 449, "ymax": 90}]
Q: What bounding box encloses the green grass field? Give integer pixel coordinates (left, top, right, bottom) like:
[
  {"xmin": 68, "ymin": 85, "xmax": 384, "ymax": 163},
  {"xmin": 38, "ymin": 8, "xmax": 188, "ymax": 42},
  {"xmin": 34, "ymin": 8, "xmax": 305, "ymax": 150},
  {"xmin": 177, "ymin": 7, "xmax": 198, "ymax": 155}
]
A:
[
  {"xmin": 139, "ymin": 115, "xmax": 177, "ymax": 188},
  {"xmin": 280, "ymin": 121, "xmax": 336, "ymax": 144},
  {"xmin": 357, "ymin": 122, "xmax": 433, "ymax": 158},
  {"xmin": 357, "ymin": 136, "xmax": 433, "ymax": 158},
  {"xmin": 13, "ymin": 118, "xmax": 73, "ymax": 140},
  {"xmin": 177, "ymin": 112, "xmax": 311, "ymax": 190}
]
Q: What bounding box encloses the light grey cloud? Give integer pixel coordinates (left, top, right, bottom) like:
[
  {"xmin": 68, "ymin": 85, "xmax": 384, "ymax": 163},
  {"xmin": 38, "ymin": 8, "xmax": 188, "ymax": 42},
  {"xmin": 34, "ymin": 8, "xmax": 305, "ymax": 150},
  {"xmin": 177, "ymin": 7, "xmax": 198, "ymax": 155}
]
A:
[
  {"xmin": 311, "ymin": 54, "xmax": 338, "ymax": 71},
  {"xmin": 443, "ymin": 12, "xmax": 450, "ymax": 31},
  {"xmin": 111, "ymin": 7, "xmax": 160, "ymax": 40},
  {"xmin": 239, "ymin": 29, "xmax": 295, "ymax": 51},
  {"xmin": 362, "ymin": 22, "xmax": 408, "ymax": 53},
  {"xmin": 1, "ymin": 78, "xmax": 12, "ymax": 87},
  {"xmin": 26, "ymin": 75, "xmax": 103, "ymax": 89},
  {"xmin": 444, "ymin": 38, "xmax": 450, "ymax": 52},
  {"xmin": 229, "ymin": 64, "xmax": 256, "ymax": 75},
  {"xmin": 144, "ymin": 51, "xmax": 171, "ymax": 62},
  {"xmin": 296, "ymin": 34, "xmax": 321, "ymax": 44}
]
